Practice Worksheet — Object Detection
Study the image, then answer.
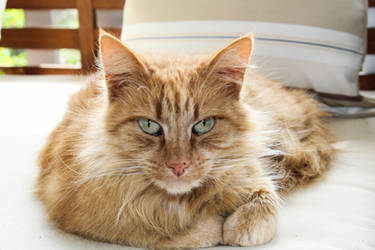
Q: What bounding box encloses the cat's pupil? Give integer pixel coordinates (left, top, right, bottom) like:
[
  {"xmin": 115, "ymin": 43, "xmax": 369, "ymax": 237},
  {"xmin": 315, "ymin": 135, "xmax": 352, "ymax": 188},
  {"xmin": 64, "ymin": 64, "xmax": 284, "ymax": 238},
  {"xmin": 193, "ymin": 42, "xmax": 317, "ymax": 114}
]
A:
[
  {"xmin": 147, "ymin": 120, "xmax": 151, "ymax": 128},
  {"xmin": 203, "ymin": 119, "xmax": 206, "ymax": 126}
]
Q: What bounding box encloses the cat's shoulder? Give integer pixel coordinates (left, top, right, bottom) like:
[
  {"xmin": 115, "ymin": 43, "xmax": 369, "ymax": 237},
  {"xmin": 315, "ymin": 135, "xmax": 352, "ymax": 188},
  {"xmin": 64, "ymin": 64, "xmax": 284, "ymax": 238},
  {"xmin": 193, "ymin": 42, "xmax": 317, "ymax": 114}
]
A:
[{"xmin": 67, "ymin": 73, "xmax": 106, "ymax": 112}]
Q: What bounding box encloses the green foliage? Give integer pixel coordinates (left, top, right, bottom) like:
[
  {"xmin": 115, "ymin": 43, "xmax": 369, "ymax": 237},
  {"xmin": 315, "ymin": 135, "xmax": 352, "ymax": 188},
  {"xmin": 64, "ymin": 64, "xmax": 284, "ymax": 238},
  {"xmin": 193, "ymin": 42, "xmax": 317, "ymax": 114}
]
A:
[
  {"xmin": 2, "ymin": 9, "xmax": 25, "ymax": 28},
  {"xmin": 0, "ymin": 48, "xmax": 27, "ymax": 66},
  {"xmin": 59, "ymin": 49, "xmax": 81, "ymax": 65},
  {"xmin": 1, "ymin": 9, "xmax": 26, "ymax": 66}
]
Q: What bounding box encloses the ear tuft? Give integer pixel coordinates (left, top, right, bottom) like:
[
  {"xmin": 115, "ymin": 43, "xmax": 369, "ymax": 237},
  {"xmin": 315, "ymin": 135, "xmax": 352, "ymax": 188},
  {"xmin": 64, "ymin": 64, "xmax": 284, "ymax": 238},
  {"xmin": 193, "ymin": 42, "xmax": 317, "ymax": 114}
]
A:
[
  {"xmin": 205, "ymin": 33, "xmax": 254, "ymax": 99},
  {"xmin": 217, "ymin": 33, "xmax": 253, "ymax": 64},
  {"xmin": 99, "ymin": 32, "xmax": 144, "ymax": 76},
  {"xmin": 99, "ymin": 32, "xmax": 146, "ymax": 100},
  {"xmin": 208, "ymin": 33, "xmax": 254, "ymax": 80}
]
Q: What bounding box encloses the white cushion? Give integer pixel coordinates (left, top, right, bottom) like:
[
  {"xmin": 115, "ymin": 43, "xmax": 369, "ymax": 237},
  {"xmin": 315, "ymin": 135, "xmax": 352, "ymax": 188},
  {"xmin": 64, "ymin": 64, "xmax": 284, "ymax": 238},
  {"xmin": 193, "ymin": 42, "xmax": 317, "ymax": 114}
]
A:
[
  {"xmin": 121, "ymin": 0, "xmax": 375, "ymax": 115},
  {"xmin": 0, "ymin": 75, "xmax": 374, "ymax": 249}
]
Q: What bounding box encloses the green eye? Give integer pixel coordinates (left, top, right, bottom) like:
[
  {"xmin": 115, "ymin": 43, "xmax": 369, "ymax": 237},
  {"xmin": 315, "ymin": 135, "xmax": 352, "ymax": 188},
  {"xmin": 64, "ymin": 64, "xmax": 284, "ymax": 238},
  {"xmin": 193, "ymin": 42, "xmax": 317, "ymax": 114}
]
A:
[
  {"xmin": 193, "ymin": 117, "xmax": 216, "ymax": 135},
  {"xmin": 137, "ymin": 118, "xmax": 162, "ymax": 136}
]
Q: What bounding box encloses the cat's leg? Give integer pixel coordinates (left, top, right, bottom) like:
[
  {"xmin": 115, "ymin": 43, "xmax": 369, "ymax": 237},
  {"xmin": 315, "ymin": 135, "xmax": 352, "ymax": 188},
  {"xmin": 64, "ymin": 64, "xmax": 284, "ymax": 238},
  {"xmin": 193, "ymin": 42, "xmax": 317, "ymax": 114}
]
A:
[
  {"xmin": 155, "ymin": 215, "xmax": 223, "ymax": 250},
  {"xmin": 276, "ymin": 126, "xmax": 335, "ymax": 194},
  {"xmin": 222, "ymin": 177, "xmax": 279, "ymax": 247}
]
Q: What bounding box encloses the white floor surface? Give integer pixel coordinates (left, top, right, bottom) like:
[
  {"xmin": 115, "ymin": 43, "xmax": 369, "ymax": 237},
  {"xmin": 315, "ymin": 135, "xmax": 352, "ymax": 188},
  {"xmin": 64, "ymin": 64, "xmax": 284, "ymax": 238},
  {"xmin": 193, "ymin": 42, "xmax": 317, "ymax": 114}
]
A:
[{"xmin": 0, "ymin": 75, "xmax": 374, "ymax": 250}]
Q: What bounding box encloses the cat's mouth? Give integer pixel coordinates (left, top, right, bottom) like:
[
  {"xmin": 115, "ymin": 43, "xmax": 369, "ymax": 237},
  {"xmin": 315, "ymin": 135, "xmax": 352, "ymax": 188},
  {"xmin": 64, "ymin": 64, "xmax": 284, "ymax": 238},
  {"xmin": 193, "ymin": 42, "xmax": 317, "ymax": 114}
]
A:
[
  {"xmin": 154, "ymin": 176, "xmax": 202, "ymax": 195},
  {"xmin": 166, "ymin": 179, "xmax": 193, "ymax": 194}
]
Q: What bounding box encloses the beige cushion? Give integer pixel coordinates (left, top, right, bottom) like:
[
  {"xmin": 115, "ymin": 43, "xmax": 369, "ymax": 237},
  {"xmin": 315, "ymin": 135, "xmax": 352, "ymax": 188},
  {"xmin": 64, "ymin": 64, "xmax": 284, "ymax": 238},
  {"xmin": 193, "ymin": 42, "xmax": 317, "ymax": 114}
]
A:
[
  {"xmin": 121, "ymin": 0, "xmax": 375, "ymax": 116},
  {"xmin": 124, "ymin": 0, "xmax": 366, "ymax": 38}
]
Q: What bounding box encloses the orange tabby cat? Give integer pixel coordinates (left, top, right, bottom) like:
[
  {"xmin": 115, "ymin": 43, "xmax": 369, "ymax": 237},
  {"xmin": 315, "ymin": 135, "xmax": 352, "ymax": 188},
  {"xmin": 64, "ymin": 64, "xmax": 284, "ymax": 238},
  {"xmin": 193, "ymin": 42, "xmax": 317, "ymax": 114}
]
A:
[{"xmin": 37, "ymin": 33, "xmax": 334, "ymax": 249}]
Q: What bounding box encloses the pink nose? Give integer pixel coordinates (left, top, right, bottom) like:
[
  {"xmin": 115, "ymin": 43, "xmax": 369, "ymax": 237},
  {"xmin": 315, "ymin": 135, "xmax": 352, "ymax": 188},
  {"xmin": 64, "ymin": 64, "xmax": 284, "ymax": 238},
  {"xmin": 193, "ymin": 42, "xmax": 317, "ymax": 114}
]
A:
[{"xmin": 167, "ymin": 159, "xmax": 190, "ymax": 177}]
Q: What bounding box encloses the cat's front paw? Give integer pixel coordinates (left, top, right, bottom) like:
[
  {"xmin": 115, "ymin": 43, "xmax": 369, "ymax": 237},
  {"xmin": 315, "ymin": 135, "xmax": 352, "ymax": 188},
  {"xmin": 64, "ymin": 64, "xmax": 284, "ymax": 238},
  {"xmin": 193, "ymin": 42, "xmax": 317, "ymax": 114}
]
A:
[
  {"xmin": 222, "ymin": 205, "xmax": 277, "ymax": 246},
  {"xmin": 157, "ymin": 215, "xmax": 223, "ymax": 249}
]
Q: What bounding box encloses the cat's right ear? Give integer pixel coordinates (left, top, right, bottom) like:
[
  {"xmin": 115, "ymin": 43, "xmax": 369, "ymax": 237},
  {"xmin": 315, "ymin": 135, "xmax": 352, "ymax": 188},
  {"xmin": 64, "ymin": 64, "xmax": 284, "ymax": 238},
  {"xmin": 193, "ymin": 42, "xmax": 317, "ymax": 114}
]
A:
[{"xmin": 99, "ymin": 32, "xmax": 146, "ymax": 99}]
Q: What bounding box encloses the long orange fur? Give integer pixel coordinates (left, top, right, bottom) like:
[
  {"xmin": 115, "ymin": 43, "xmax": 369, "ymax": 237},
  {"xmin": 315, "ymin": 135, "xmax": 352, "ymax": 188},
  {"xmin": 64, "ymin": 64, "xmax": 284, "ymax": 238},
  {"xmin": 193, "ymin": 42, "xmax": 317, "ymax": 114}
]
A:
[{"xmin": 37, "ymin": 33, "xmax": 335, "ymax": 249}]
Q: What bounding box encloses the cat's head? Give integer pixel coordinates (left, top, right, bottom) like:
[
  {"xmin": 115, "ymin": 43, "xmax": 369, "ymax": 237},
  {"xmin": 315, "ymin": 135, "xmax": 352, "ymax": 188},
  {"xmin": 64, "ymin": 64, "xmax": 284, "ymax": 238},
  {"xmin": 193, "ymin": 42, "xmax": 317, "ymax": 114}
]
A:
[{"xmin": 99, "ymin": 33, "xmax": 256, "ymax": 195}]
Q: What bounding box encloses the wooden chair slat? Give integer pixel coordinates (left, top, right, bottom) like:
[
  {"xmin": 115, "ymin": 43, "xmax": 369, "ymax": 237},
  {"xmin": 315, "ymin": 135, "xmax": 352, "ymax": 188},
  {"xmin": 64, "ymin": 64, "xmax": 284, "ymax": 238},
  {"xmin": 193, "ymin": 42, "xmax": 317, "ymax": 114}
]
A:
[
  {"xmin": 77, "ymin": 0, "xmax": 96, "ymax": 73},
  {"xmin": 92, "ymin": 0, "xmax": 125, "ymax": 9},
  {"xmin": 0, "ymin": 66, "xmax": 81, "ymax": 74},
  {"xmin": 0, "ymin": 28, "xmax": 80, "ymax": 49},
  {"xmin": 367, "ymin": 28, "xmax": 375, "ymax": 54},
  {"xmin": 359, "ymin": 74, "xmax": 375, "ymax": 90},
  {"xmin": 6, "ymin": 0, "xmax": 77, "ymax": 9}
]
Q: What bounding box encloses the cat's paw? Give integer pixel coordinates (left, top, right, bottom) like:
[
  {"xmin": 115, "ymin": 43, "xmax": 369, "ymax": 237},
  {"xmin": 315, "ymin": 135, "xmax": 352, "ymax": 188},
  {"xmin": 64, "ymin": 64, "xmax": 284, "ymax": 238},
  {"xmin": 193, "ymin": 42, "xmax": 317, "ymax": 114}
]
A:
[
  {"xmin": 157, "ymin": 215, "xmax": 223, "ymax": 249},
  {"xmin": 222, "ymin": 206, "xmax": 277, "ymax": 246}
]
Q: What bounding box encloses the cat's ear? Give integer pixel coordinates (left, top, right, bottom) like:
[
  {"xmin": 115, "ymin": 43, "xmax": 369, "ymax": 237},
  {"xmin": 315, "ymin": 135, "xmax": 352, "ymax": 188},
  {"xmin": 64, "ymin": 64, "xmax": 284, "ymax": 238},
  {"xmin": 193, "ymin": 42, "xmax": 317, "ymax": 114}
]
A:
[
  {"xmin": 99, "ymin": 32, "xmax": 146, "ymax": 99},
  {"xmin": 206, "ymin": 34, "xmax": 254, "ymax": 99}
]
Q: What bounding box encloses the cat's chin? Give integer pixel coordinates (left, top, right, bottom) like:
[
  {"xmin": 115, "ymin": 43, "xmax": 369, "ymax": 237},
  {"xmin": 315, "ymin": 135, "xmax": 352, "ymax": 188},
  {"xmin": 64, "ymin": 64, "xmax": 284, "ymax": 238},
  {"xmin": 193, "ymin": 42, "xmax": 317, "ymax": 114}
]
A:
[{"xmin": 154, "ymin": 178, "xmax": 201, "ymax": 195}]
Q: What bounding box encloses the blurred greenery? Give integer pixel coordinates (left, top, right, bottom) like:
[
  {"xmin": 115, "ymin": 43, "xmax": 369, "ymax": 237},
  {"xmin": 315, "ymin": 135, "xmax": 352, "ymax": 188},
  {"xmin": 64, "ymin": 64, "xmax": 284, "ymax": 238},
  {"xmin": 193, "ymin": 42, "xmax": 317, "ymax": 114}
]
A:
[
  {"xmin": 1, "ymin": 9, "xmax": 26, "ymax": 66},
  {"xmin": 0, "ymin": 9, "xmax": 80, "ymax": 67},
  {"xmin": 59, "ymin": 49, "xmax": 81, "ymax": 65},
  {"xmin": 2, "ymin": 9, "xmax": 25, "ymax": 28},
  {"xmin": 0, "ymin": 48, "xmax": 27, "ymax": 66}
]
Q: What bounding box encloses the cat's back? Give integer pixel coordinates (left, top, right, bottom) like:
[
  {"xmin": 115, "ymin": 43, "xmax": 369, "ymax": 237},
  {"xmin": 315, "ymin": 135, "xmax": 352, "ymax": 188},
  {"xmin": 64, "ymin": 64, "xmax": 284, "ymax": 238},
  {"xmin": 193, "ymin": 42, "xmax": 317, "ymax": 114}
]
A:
[{"xmin": 243, "ymin": 71, "xmax": 327, "ymax": 128}]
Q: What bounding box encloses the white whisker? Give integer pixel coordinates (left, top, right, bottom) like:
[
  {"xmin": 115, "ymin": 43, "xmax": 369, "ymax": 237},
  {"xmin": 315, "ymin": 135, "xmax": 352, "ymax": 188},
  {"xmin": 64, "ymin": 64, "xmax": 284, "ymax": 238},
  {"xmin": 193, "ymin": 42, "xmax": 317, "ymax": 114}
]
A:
[{"xmin": 56, "ymin": 153, "xmax": 81, "ymax": 175}]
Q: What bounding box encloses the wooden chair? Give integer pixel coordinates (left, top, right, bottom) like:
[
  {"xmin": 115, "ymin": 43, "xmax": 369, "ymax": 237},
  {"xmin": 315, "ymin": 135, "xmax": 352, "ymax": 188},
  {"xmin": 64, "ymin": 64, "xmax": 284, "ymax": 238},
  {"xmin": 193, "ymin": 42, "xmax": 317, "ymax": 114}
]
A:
[
  {"xmin": 0, "ymin": 0, "xmax": 124, "ymax": 74},
  {"xmin": 0, "ymin": 0, "xmax": 374, "ymax": 90},
  {"xmin": 360, "ymin": 0, "xmax": 375, "ymax": 90}
]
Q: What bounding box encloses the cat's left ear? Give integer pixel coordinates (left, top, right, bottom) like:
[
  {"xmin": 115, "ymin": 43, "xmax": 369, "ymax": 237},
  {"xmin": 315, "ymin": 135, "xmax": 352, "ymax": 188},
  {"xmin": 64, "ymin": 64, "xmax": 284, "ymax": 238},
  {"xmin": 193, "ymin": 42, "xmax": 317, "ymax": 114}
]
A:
[{"xmin": 206, "ymin": 34, "xmax": 254, "ymax": 98}]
